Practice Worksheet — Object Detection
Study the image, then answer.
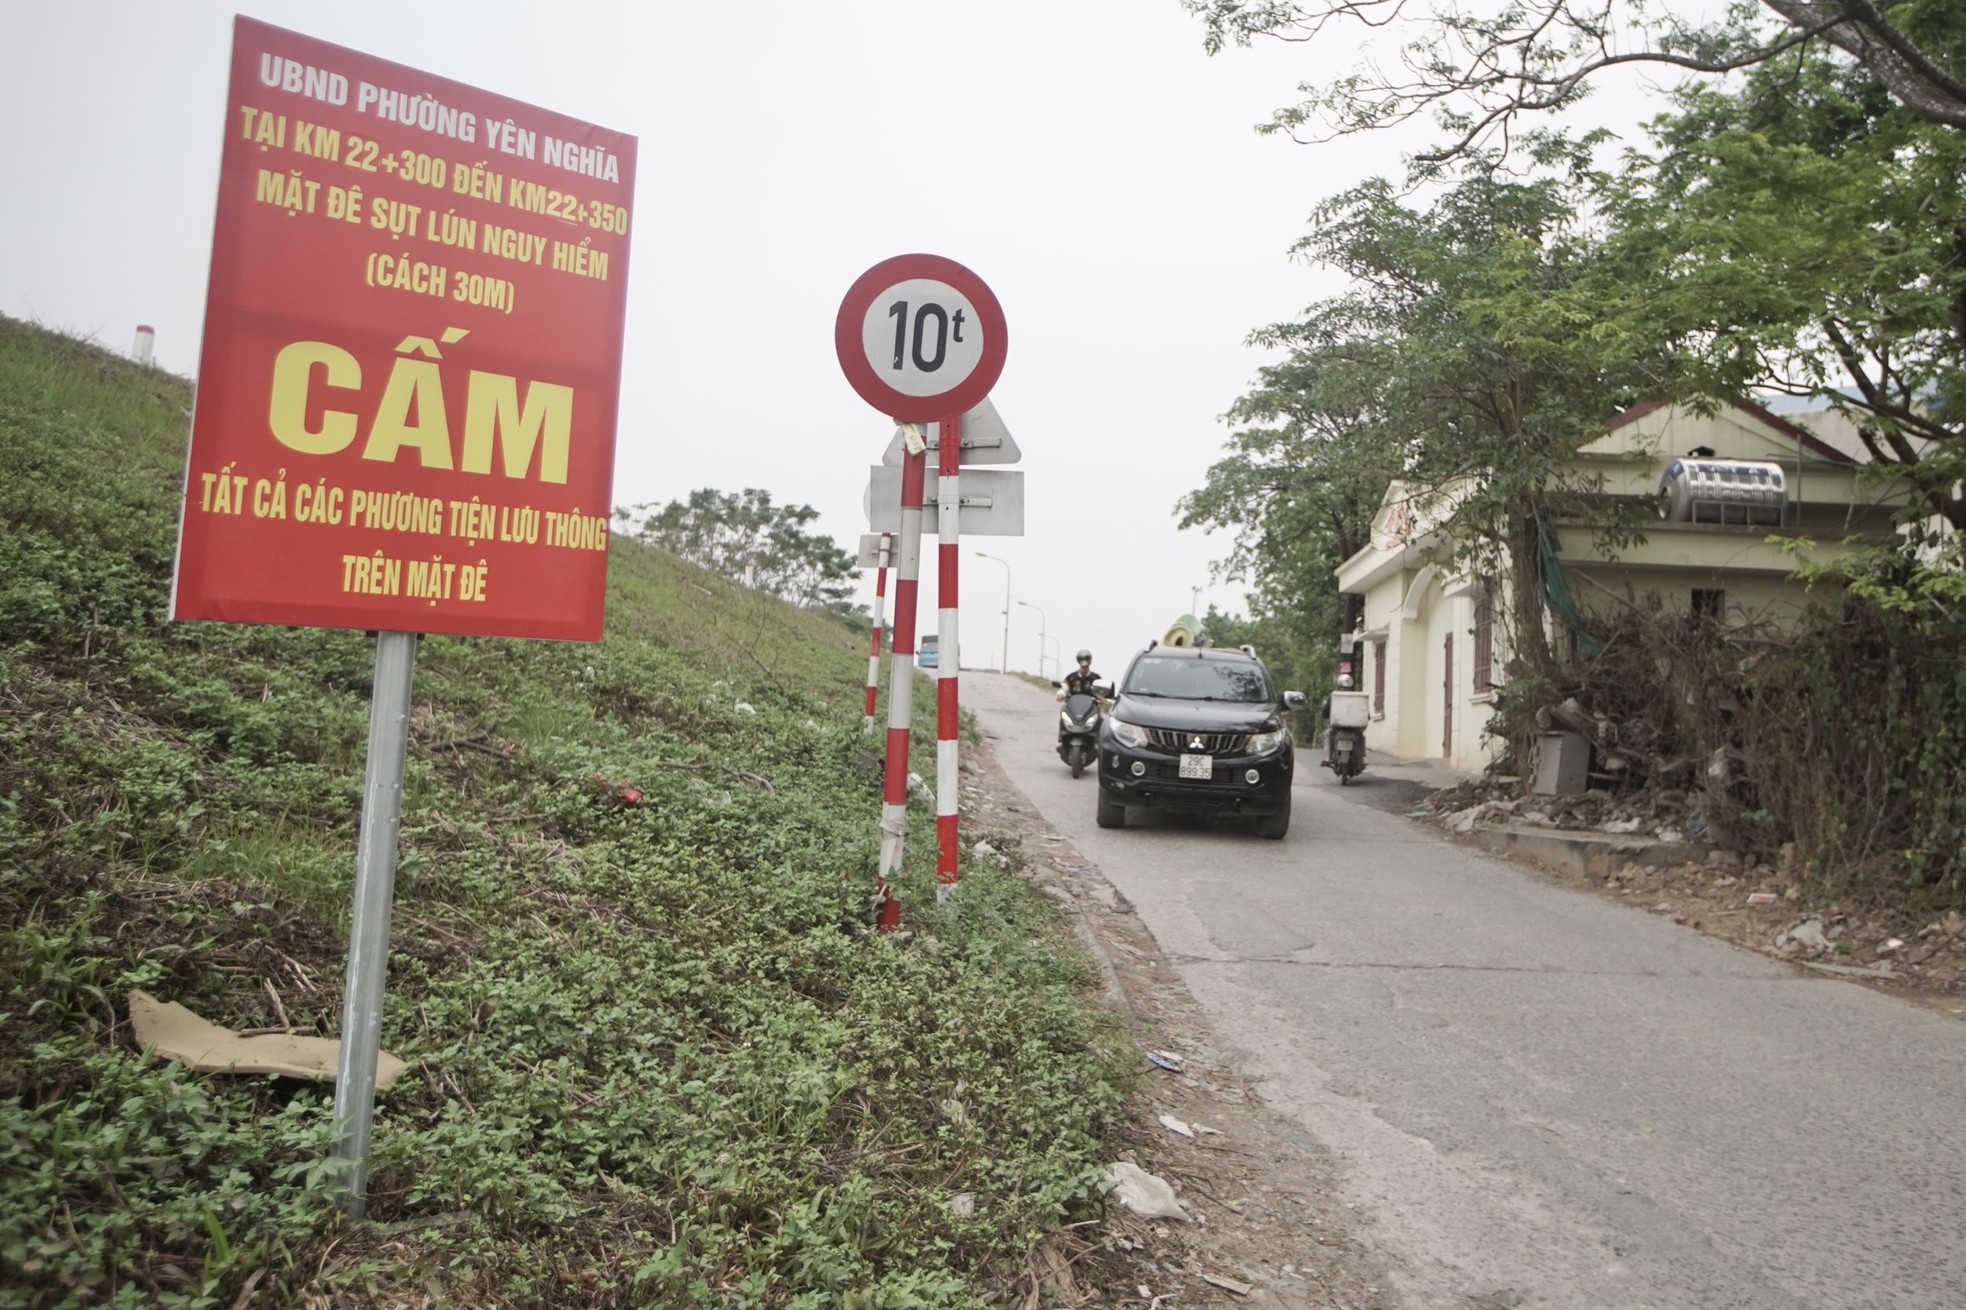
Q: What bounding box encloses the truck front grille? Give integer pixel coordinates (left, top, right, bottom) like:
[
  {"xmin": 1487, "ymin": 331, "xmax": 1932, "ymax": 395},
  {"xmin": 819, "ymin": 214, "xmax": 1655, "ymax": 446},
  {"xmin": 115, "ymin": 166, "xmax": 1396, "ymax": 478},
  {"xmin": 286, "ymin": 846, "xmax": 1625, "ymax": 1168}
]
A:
[{"xmin": 1144, "ymin": 728, "xmax": 1247, "ymax": 754}]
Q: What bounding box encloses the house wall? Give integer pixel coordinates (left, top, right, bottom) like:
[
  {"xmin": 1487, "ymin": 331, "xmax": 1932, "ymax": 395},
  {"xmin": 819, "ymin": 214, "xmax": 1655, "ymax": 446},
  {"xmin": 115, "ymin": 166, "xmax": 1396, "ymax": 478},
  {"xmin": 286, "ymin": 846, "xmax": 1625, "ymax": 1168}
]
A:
[
  {"xmin": 1361, "ymin": 568, "xmax": 1507, "ymax": 772},
  {"xmin": 1356, "ymin": 575, "xmax": 1405, "ymax": 750},
  {"xmin": 1399, "ymin": 590, "xmax": 1439, "ymax": 760},
  {"xmin": 1565, "ymin": 565, "xmax": 1833, "ymax": 626},
  {"xmin": 1438, "ymin": 581, "xmax": 1507, "ymax": 773},
  {"xmin": 1574, "ymin": 403, "xmax": 1915, "ymax": 519},
  {"xmin": 1581, "ymin": 454, "xmax": 1883, "ymax": 506},
  {"xmin": 1553, "ymin": 522, "xmax": 1854, "ymax": 629}
]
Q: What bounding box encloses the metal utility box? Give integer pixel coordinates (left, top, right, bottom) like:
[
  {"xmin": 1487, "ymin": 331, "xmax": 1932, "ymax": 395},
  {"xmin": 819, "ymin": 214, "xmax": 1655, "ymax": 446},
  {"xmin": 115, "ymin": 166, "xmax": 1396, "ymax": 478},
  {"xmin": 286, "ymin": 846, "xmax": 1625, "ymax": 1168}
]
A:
[
  {"xmin": 1328, "ymin": 691, "xmax": 1371, "ymax": 729},
  {"xmin": 1533, "ymin": 731, "xmax": 1590, "ymax": 795}
]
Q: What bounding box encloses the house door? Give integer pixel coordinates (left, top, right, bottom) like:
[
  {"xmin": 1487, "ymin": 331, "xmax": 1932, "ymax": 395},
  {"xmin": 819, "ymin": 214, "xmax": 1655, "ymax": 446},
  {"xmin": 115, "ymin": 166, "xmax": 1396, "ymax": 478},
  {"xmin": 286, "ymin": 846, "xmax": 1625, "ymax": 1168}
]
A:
[{"xmin": 1442, "ymin": 633, "xmax": 1454, "ymax": 757}]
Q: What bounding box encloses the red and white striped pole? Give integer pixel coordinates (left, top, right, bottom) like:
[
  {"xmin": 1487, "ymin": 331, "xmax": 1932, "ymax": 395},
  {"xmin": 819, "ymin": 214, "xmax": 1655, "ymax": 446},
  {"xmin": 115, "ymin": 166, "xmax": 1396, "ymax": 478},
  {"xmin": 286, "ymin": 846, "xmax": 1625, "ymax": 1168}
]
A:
[
  {"xmin": 934, "ymin": 412, "xmax": 962, "ymax": 900},
  {"xmin": 862, "ymin": 533, "xmax": 891, "ymax": 732},
  {"xmin": 876, "ymin": 441, "xmax": 928, "ymax": 931}
]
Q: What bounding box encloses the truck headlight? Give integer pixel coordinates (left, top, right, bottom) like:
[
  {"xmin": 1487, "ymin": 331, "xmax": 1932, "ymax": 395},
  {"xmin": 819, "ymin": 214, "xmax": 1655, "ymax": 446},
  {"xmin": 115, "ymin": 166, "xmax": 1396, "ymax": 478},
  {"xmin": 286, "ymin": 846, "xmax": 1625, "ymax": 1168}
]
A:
[
  {"xmin": 1246, "ymin": 728, "xmax": 1285, "ymax": 755},
  {"xmin": 1107, "ymin": 718, "xmax": 1149, "ymax": 749}
]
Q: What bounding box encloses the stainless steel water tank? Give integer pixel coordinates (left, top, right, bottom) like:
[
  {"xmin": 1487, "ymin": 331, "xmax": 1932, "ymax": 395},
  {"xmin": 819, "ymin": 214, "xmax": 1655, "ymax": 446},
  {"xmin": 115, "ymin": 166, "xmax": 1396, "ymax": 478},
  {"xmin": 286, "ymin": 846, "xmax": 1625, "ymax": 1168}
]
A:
[{"xmin": 1657, "ymin": 458, "xmax": 1787, "ymax": 525}]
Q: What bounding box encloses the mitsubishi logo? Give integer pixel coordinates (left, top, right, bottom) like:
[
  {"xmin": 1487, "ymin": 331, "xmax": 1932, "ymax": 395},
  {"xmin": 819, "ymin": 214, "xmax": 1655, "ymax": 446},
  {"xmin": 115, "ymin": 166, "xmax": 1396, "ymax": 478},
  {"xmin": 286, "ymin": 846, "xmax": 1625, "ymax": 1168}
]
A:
[{"xmin": 1189, "ymin": 736, "xmax": 1204, "ymax": 750}]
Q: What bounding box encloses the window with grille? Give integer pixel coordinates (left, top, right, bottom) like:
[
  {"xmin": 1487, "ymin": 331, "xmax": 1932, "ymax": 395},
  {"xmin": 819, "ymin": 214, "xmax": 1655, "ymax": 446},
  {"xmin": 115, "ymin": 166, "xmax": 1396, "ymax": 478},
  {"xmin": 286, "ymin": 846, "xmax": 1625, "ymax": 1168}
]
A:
[{"xmin": 1473, "ymin": 594, "xmax": 1495, "ymax": 693}]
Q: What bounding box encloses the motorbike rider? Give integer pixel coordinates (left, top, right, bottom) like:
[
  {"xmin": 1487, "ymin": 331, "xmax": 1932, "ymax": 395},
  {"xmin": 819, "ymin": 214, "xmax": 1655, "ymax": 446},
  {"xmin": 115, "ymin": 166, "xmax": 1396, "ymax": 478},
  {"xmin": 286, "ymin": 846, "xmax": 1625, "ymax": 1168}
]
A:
[{"xmin": 1059, "ymin": 650, "xmax": 1102, "ymax": 698}]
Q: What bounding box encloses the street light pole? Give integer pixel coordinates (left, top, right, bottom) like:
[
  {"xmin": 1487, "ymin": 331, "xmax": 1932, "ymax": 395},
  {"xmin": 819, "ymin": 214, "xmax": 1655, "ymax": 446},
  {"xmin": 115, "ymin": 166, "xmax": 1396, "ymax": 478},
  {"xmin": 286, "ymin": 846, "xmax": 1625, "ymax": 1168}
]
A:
[
  {"xmin": 975, "ymin": 551, "xmax": 1010, "ymax": 672},
  {"xmin": 1017, "ymin": 599, "xmax": 1046, "ymax": 679}
]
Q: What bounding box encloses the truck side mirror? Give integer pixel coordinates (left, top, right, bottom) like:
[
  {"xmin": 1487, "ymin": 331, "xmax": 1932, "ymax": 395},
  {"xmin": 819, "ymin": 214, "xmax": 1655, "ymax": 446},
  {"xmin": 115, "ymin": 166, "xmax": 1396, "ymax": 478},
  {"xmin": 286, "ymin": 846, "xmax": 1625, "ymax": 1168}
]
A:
[
  {"xmin": 1283, "ymin": 691, "xmax": 1307, "ymax": 709},
  {"xmin": 1093, "ymin": 681, "xmax": 1116, "ymax": 698}
]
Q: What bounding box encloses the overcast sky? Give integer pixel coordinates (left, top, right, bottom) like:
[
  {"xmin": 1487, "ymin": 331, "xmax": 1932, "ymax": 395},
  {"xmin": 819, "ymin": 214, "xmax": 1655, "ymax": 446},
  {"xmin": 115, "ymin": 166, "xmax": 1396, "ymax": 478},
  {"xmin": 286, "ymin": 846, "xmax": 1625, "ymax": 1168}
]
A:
[{"xmin": 2, "ymin": 1, "xmax": 1688, "ymax": 682}]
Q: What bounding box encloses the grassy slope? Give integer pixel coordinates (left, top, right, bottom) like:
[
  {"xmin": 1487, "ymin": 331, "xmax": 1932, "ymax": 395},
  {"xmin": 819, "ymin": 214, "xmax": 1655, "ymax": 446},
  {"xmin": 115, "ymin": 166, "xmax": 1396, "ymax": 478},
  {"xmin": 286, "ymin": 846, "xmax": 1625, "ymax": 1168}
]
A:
[{"xmin": 0, "ymin": 317, "xmax": 1127, "ymax": 1308}]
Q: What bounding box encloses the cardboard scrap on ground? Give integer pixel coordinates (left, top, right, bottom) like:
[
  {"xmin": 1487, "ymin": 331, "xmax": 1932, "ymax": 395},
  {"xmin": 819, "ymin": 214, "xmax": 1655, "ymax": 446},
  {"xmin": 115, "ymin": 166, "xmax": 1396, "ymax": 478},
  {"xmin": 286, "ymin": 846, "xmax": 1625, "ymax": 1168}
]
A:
[{"xmin": 127, "ymin": 990, "xmax": 407, "ymax": 1088}]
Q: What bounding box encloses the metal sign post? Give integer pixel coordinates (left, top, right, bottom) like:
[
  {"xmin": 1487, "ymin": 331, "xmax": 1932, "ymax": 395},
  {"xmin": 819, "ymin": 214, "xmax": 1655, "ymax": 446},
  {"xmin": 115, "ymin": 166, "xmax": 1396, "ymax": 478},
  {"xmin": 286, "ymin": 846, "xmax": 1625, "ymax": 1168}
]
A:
[
  {"xmin": 875, "ymin": 444, "xmax": 927, "ymax": 930},
  {"xmin": 837, "ymin": 254, "xmax": 1007, "ymax": 930},
  {"xmin": 859, "ymin": 533, "xmax": 893, "ymax": 732},
  {"xmin": 933, "ymin": 414, "xmax": 963, "ymax": 900},
  {"xmin": 330, "ymin": 629, "xmax": 416, "ymax": 1219}
]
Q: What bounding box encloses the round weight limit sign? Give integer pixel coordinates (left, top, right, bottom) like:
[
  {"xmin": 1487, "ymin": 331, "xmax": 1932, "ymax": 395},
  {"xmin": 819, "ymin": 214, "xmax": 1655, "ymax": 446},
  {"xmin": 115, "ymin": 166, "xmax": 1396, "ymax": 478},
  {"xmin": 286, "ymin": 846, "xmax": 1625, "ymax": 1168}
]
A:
[{"xmin": 835, "ymin": 254, "xmax": 1007, "ymax": 422}]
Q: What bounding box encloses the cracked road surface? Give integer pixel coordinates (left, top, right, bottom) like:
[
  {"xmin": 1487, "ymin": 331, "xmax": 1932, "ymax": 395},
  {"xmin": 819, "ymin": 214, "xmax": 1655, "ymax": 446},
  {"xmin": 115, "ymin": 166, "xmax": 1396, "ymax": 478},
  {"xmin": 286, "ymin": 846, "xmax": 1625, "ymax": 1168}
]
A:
[{"xmin": 965, "ymin": 672, "xmax": 1966, "ymax": 1309}]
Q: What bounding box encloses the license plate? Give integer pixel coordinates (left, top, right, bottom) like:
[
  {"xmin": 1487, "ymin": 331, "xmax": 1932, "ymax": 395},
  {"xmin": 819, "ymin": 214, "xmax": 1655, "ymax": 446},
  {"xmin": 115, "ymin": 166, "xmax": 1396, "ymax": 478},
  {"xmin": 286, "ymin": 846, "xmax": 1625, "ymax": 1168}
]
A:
[{"xmin": 1179, "ymin": 753, "xmax": 1212, "ymax": 779}]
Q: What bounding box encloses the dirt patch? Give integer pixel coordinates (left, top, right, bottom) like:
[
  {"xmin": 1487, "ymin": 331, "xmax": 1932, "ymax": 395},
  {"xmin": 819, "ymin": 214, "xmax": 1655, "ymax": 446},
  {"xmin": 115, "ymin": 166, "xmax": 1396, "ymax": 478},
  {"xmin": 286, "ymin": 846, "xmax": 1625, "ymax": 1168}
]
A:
[
  {"xmin": 1522, "ymin": 853, "xmax": 1966, "ymax": 1017},
  {"xmin": 960, "ymin": 747, "xmax": 1404, "ymax": 1310},
  {"xmin": 1424, "ymin": 782, "xmax": 1966, "ymax": 1018}
]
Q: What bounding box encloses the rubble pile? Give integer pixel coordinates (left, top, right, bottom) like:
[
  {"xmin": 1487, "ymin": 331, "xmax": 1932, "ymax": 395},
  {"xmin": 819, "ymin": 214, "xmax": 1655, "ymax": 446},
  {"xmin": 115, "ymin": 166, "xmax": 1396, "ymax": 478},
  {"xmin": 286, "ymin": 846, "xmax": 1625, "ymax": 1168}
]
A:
[{"xmin": 1427, "ymin": 779, "xmax": 1713, "ymax": 845}]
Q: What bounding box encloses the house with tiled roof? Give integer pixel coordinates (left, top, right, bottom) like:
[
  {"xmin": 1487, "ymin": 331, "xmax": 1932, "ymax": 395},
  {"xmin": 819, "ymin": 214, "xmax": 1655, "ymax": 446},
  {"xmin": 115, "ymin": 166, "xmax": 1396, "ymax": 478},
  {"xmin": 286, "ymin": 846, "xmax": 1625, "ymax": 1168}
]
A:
[{"xmin": 1333, "ymin": 399, "xmax": 1917, "ymax": 772}]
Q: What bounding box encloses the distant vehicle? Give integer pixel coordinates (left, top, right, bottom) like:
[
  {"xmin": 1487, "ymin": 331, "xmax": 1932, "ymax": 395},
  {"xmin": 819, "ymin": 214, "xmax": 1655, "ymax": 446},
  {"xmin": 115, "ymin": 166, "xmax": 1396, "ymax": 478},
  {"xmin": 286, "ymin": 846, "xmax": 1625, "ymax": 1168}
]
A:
[
  {"xmin": 1324, "ymin": 633, "xmax": 1369, "ymax": 784},
  {"xmin": 1096, "ymin": 642, "xmax": 1306, "ymax": 839},
  {"xmin": 918, "ymin": 635, "xmax": 939, "ymax": 669}
]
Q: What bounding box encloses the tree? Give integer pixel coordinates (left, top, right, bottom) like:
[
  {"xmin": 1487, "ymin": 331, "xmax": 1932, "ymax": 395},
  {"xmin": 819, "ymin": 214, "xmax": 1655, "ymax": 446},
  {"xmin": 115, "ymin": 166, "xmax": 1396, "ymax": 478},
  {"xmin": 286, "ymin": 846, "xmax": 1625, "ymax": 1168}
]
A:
[
  {"xmin": 617, "ymin": 488, "xmax": 861, "ymax": 619},
  {"xmin": 1193, "ymin": 0, "xmax": 1966, "ymax": 563},
  {"xmin": 1177, "ymin": 326, "xmax": 1404, "ymax": 686},
  {"xmin": 1254, "ymin": 157, "xmax": 1666, "ymax": 676},
  {"xmin": 1186, "ymin": 1, "xmax": 1966, "ymax": 160},
  {"xmin": 1606, "ymin": 38, "xmax": 1966, "ymax": 532}
]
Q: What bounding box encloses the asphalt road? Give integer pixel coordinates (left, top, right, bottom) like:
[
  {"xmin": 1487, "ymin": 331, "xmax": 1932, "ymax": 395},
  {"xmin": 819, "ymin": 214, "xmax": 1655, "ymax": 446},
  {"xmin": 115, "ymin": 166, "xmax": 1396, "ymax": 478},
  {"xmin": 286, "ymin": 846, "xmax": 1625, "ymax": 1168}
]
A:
[{"xmin": 964, "ymin": 671, "xmax": 1966, "ymax": 1310}]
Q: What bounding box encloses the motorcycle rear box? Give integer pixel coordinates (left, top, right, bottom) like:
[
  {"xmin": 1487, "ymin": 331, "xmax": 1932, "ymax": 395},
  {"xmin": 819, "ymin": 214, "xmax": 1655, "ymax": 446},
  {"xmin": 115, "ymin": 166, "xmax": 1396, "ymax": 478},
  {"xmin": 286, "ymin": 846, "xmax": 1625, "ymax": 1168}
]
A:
[{"xmin": 1328, "ymin": 691, "xmax": 1371, "ymax": 729}]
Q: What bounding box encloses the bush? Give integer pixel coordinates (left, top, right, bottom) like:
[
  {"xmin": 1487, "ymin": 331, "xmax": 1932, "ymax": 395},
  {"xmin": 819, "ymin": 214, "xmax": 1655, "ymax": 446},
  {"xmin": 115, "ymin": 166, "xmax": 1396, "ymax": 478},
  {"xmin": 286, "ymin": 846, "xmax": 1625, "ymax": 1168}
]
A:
[{"xmin": 1535, "ymin": 595, "xmax": 1966, "ymax": 906}]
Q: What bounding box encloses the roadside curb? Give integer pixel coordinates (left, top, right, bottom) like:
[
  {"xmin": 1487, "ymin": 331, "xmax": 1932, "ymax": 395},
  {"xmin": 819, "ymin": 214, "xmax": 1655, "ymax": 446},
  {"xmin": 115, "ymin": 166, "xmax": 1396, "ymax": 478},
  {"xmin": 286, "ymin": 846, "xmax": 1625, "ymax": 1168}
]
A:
[{"xmin": 1457, "ymin": 821, "xmax": 1711, "ymax": 878}]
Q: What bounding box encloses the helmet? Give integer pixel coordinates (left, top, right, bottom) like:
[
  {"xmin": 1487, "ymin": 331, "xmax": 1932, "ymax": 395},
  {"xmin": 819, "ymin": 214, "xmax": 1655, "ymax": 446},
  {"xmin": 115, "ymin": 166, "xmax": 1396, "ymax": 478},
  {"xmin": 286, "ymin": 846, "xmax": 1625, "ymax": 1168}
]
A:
[{"xmin": 1076, "ymin": 649, "xmax": 1092, "ymax": 663}]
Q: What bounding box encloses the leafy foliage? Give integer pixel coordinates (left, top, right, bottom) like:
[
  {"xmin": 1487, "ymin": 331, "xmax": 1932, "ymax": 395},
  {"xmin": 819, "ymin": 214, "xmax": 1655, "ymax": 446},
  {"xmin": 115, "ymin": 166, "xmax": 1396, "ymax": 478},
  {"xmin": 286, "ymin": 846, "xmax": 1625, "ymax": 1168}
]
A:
[
  {"xmin": 1177, "ymin": 336, "xmax": 1401, "ymax": 696},
  {"xmin": 0, "ymin": 317, "xmax": 1127, "ymax": 1307},
  {"xmin": 1185, "ymin": 0, "xmax": 1966, "ymax": 159},
  {"xmin": 1191, "ymin": 150, "xmax": 1669, "ymax": 688},
  {"xmin": 1607, "ymin": 31, "xmax": 1966, "ymax": 538},
  {"xmin": 1533, "ymin": 594, "xmax": 1966, "ymax": 904}
]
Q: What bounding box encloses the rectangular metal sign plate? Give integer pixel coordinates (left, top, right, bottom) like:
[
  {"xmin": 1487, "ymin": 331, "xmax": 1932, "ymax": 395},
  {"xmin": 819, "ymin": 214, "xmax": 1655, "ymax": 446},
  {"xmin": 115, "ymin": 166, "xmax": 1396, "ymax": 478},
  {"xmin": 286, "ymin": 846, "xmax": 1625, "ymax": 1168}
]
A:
[
  {"xmin": 864, "ymin": 466, "xmax": 1025, "ymax": 536},
  {"xmin": 172, "ymin": 17, "xmax": 637, "ymax": 641},
  {"xmin": 855, "ymin": 534, "xmax": 894, "ymax": 568}
]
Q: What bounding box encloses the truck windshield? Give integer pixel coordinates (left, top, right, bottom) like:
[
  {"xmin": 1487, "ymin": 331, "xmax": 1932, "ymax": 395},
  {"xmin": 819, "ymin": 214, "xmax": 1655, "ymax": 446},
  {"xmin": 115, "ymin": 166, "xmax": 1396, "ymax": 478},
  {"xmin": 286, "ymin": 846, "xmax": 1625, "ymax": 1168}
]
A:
[{"xmin": 1124, "ymin": 657, "xmax": 1270, "ymax": 703}]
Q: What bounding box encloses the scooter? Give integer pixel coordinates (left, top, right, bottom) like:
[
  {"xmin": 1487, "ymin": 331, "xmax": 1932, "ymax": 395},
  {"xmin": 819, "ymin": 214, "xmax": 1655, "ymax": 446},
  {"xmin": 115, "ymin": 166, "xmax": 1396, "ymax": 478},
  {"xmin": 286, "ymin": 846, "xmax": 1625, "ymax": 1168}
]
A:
[
  {"xmin": 1323, "ymin": 674, "xmax": 1370, "ymax": 785},
  {"xmin": 1055, "ymin": 689, "xmax": 1102, "ymax": 778}
]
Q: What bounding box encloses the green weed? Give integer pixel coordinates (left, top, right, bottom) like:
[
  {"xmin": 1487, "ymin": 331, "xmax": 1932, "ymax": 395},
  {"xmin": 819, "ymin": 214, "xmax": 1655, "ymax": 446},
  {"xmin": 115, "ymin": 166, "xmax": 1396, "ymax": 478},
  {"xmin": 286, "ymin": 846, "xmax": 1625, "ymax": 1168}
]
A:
[{"xmin": 0, "ymin": 315, "xmax": 1127, "ymax": 1308}]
